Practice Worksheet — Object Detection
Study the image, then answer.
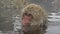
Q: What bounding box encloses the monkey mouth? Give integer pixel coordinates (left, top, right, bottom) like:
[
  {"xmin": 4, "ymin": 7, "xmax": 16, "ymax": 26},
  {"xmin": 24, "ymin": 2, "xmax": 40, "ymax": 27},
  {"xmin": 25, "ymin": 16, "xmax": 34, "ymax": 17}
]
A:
[{"xmin": 22, "ymin": 13, "xmax": 33, "ymax": 26}]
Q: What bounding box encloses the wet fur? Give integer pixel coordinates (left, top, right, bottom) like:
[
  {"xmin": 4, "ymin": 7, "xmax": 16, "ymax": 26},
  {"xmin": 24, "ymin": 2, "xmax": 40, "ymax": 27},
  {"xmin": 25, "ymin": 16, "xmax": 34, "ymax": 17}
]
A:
[{"xmin": 21, "ymin": 4, "xmax": 48, "ymax": 34}]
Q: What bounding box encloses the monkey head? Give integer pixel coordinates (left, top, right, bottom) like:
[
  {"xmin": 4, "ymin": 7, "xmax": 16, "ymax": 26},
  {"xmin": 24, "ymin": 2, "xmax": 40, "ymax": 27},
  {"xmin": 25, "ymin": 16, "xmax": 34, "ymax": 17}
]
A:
[{"xmin": 21, "ymin": 4, "xmax": 48, "ymax": 34}]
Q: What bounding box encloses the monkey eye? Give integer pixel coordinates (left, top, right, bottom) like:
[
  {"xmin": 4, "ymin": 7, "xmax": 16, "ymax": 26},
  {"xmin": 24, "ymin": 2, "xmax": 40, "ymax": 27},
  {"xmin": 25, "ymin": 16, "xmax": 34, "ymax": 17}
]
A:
[
  {"xmin": 24, "ymin": 13, "xmax": 31, "ymax": 16},
  {"xmin": 28, "ymin": 14, "xmax": 32, "ymax": 17},
  {"xmin": 23, "ymin": 13, "xmax": 33, "ymax": 18}
]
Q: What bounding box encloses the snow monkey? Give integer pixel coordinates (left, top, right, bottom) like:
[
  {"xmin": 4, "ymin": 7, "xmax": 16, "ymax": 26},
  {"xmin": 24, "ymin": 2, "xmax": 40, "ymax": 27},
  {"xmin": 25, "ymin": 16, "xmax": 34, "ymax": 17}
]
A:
[{"xmin": 21, "ymin": 4, "xmax": 48, "ymax": 34}]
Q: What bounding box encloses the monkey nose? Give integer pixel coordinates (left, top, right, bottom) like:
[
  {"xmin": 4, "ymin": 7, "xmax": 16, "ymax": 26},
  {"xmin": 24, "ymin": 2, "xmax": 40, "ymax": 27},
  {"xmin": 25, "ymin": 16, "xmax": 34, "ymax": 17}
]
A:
[
  {"xmin": 22, "ymin": 19, "xmax": 30, "ymax": 26},
  {"xmin": 22, "ymin": 15, "xmax": 32, "ymax": 26}
]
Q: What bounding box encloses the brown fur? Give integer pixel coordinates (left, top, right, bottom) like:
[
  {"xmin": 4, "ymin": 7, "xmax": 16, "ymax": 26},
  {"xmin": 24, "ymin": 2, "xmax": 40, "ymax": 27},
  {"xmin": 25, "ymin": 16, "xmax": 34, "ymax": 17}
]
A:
[{"xmin": 21, "ymin": 4, "xmax": 48, "ymax": 34}]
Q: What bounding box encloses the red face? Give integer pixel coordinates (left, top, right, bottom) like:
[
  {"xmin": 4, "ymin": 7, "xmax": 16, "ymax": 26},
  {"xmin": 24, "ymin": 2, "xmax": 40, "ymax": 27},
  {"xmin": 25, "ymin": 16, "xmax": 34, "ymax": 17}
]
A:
[{"xmin": 22, "ymin": 13, "xmax": 32, "ymax": 26}]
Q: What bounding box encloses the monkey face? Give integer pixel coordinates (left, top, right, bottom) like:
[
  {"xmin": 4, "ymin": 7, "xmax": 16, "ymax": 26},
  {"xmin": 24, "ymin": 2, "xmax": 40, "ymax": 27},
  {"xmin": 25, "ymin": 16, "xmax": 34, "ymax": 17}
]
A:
[{"xmin": 22, "ymin": 13, "xmax": 33, "ymax": 27}]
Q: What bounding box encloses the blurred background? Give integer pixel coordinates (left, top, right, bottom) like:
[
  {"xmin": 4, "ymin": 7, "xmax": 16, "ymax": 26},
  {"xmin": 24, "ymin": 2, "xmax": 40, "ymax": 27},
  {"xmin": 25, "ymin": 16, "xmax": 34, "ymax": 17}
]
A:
[{"xmin": 0, "ymin": 0, "xmax": 60, "ymax": 34}]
